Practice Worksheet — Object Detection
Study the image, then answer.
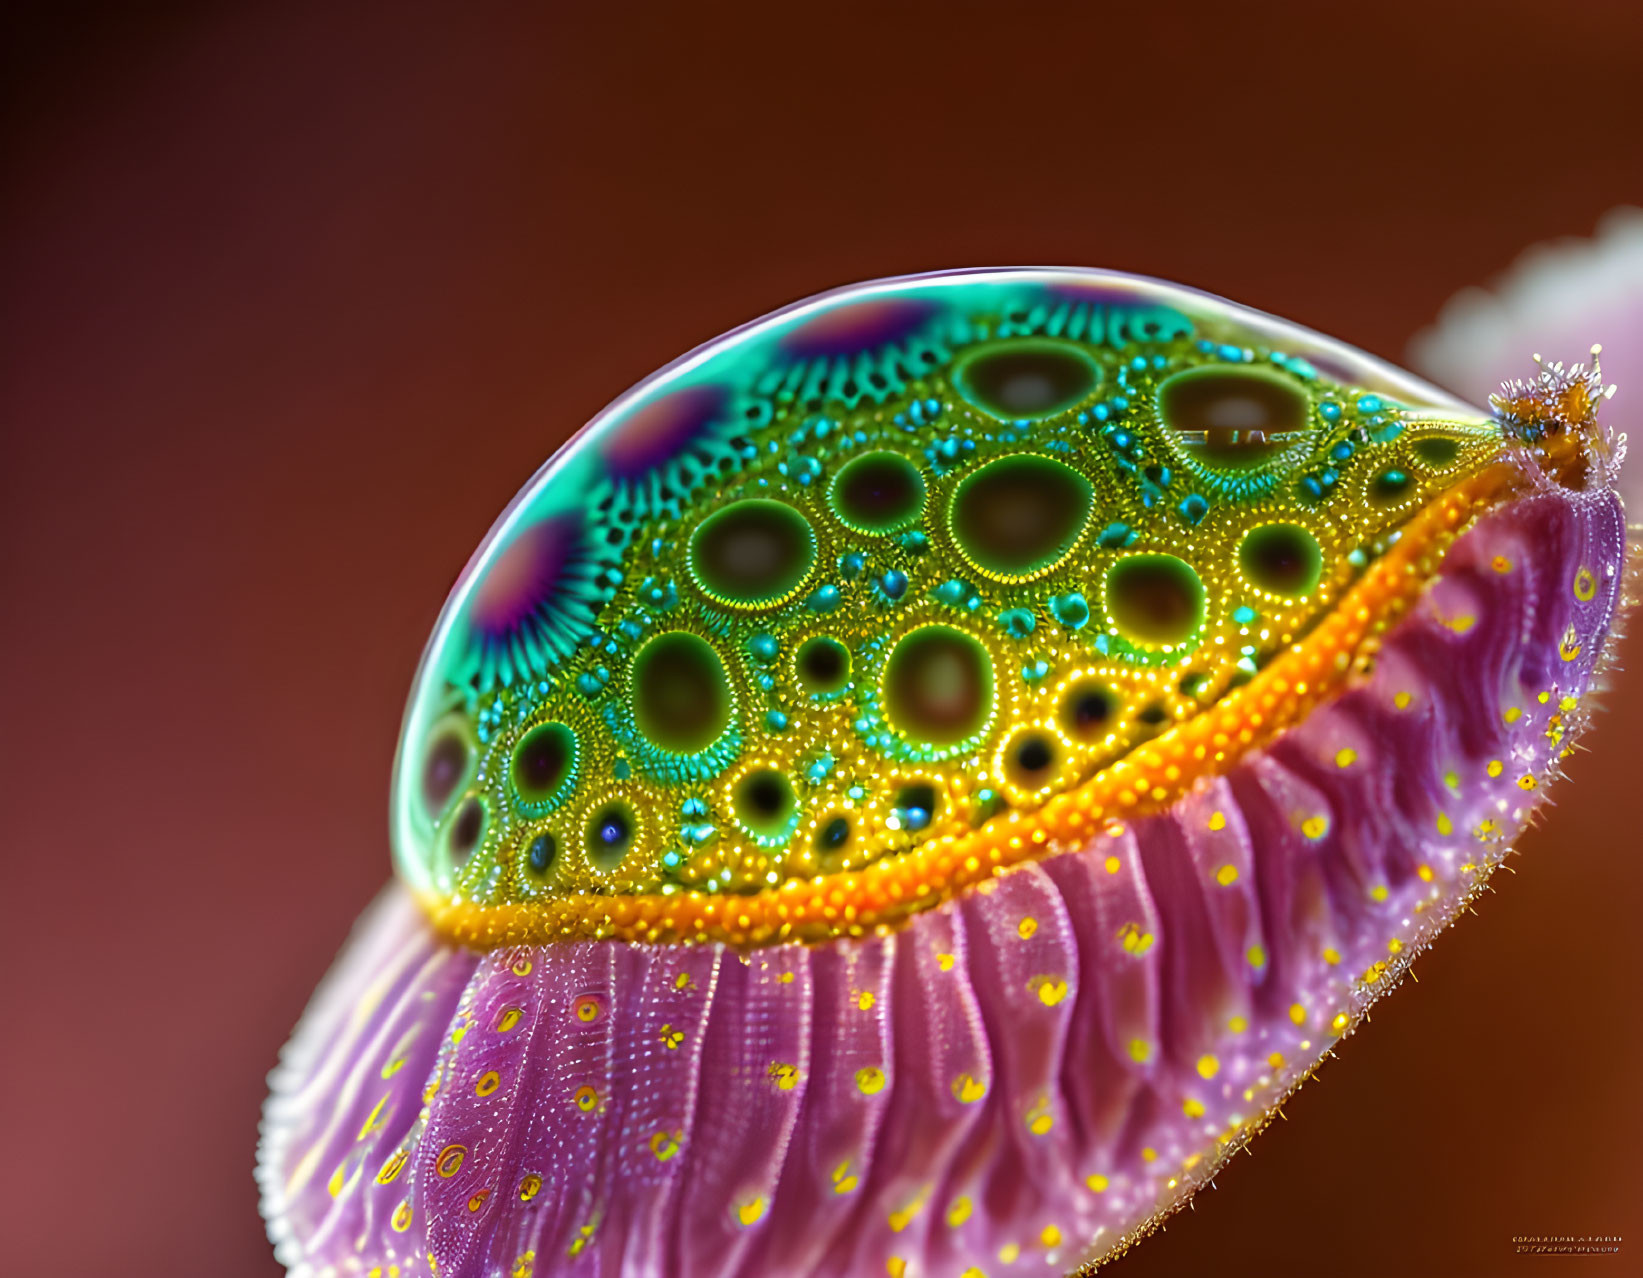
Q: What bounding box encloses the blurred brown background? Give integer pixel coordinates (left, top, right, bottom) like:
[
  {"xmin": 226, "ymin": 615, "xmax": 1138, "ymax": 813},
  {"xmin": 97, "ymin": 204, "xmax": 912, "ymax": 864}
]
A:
[{"xmin": 2, "ymin": 4, "xmax": 1639, "ymax": 1275}]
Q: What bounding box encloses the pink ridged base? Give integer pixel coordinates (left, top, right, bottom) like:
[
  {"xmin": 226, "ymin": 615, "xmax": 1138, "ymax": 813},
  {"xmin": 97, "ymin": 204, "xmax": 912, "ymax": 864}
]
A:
[{"xmin": 260, "ymin": 479, "xmax": 1625, "ymax": 1278}]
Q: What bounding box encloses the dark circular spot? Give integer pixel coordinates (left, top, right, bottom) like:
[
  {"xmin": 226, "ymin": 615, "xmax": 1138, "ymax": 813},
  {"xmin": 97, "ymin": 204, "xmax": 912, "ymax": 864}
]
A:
[
  {"xmin": 631, "ymin": 632, "xmax": 731, "ymax": 754},
  {"xmin": 1106, "ymin": 555, "xmax": 1205, "ymax": 646},
  {"xmin": 449, "ymin": 796, "xmax": 486, "ymax": 863},
  {"xmin": 950, "ymin": 455, "xmax": 1093, "ymax": 578},
  {"xmin": 1004, "ymin": 731, "xmax": 1059, "ymax": 790},
  {"xmin": 422, "ymin": 731, "xmax": 468, "ymax": 815},
  {"xmin": 816, "ymin": 815, "xmax": 852, "ymax": 852},
  {"xmin": 733, "ymin": 768, "xmax": 797, "ymax": 838},
  {"xmin": 955, "ymin": 340, "xmax": 1100, "ymax": 418},
  {"xmin": 1239, "ymin": 523, "xmax": 1323, "ymax": 597},
  {"xmin": 884, "ymin": 625, "xmax": 994, "ymax": 747},
  {"xmin": 796, "ymin": 636, "xmax": 851, "ymax": 695},
  {"xmin": 1058, "ymin": 677, "xmax": 1118, "ymax": 741},
  {"xmin": 688, "ymin": 499, "xmax": 816, "ymax": 608},
  {"xmin": 1137, "ymin": 702, "xmax": 1170, "ymax": 727},
  {"xmin": 1158, "ymin": 366, "xmax": 1310, "ymax": 466},
  {"xmin": 830, "ymin": 451, "xmax": 926, "ymax": 534},
  {"xmin": 585, "ymin": 800, "xmax": 636, "ymax": 870},
  {"xmin": 526, "ymin": 832, "xmax": 557, "ymax": 876},
  {"xmin": 1368, "ymin": 468, "xmax": 1414, "ymax": 505},
  {"xmin": 1413, "ymin": 435, "xmax": 1461, "ymax": 467},
  {"xmin": 893, "ymin": 782, "xmax": 939, "ymax": 832},
  {"xmin": 511, "ymin": 722, "xmax": 576, "ymax": 806}
]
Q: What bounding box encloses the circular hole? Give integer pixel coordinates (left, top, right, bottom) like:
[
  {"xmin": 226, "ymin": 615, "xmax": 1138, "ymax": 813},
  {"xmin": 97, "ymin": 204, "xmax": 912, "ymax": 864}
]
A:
[
  {"xmin": 1137, "ymin": 702, "xmax": 1170, "ymax": 727},
  {"xmin": 954, "ymin": 340, "xmax": 1100, "ymax": 418},
  {"xmin": 1058, "ymin": 677, "xmax": 1119, "ymax": 742},
  {"xmin": 448, "ymin": 796, "xmax": 486, "ymax": 863},
  {"xmin": 815, "ymin": 814, "xmax": 853, "ymax": 854},
  {"xmin": 511, "ymin": 722, "xmax": 576, "ymax": 806},
  {"xmin": 1004, "ymin": 730, "xmax": 1060, "ymax": 791},
  {"xmin": 893, "ymin": 782, "xmax": 939, "ymax": 832},
  {"xmin": 830, "ymin": 451, "xmax": 926, "ymax": 534},
  {"xmin": 525, "ymin": 832, "xmax": 557, "ymax": 876},
  {"xmin": 883, "ymin": 625, "xmax": 995, "ymax": 747},
  {"xmin": 1368, "ymin": 467, "xmax": 1414, "ymax": 505},
  {"xmin": 733, "ymin": 768, "xmax": 797, "ymax": 839},
  {"xmin": 1105, "ymin": 555, "xmax": 1206, "ymax": 646},
  {"xmin": 422, "ymin": 731, "xmax": 468, "ymax": 816},
  {"xmin": 1413, "ymin": 436, "xmax": 1461, "ymax": 467},
  {"xmin": 949, "ymin": 455, "xmax": 1093, "ymax": 579},
  {"xmin": 1157, "ymin": 366, "xmax": 1310, "ymax": 466},
  {"xmin": 688, "ymin": 498, "xmax": 817, "ymax": 608},
  {"xmin": 585, "ymin": 800, "xmax": 636, "ymax": 871},
  {"xmin": 631, "ymin": 632, "xmax": 732, "ymax": 754},
  {"xmin": 796, "ymin": 636, "xmax": 851, "ymax": 695},
  {"xmin": 1239, "ymin": 523, "xmax": 1324, "ymax": 598}
]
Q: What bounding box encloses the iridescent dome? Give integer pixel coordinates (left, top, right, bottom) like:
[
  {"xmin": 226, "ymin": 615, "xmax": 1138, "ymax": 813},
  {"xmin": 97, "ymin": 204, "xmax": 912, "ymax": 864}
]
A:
[{"xmin": 390, "ymin": 269, "xmax": 1533, "ymax": 948}]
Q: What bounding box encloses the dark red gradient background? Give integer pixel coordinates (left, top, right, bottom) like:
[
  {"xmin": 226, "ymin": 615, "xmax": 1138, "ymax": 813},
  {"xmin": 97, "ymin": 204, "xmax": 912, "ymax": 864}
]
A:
[{"xmin": 3, "ymin": 5, "xmax": 1640, "ymax": 1276}]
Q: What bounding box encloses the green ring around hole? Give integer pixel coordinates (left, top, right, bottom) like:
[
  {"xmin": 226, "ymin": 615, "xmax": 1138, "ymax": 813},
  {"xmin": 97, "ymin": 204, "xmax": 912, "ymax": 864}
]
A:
[
  {"xmin": 732, "ymin": 768, "xmax": 798, "ymax": 841},
  {"xmin": 952, "ymin": 337, "xmax": 1101, "ymax": 420},
  {"xmin": 687, "ymin": 498, "xmax": 818, "ymax": 609},
  {"xmin": 630, "ymin": 631, "xmax": 733, "ymax": 755},
  {"xmin": 828, "ymin": 451, "xmax": 927, "ymax": 534},
  {"xmin": 1238, "ymin": 523, "xmax": 1324, "ymax": 598},
  {"xmin": 1104, "ymin": 554, "xmax": 1206, "ymax": 647},
  {"xmin": 948, "ymin": 454, "xmax": 1094, "ymax": 580},
  {"xmin": 882, "ymin": 623, "xmax": 996, "ymax": 748}
]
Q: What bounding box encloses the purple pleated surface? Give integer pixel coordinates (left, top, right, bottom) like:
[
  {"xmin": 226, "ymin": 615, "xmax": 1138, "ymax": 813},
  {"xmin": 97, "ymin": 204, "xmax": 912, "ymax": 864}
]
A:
[{"xmin": 261, "ymin": 478, "xmax": 1626, "ymax": 1278}]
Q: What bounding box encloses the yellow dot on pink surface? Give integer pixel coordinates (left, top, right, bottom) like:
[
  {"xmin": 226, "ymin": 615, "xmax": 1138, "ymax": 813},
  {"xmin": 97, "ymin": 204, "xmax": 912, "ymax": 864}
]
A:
[
  {"xmin": 1247, "ymin": 944, "xmax": 1266, "ymax": 967},
  {"xmin": 1288, "ymin": 1002, "xmax": 1306, "ymax": 1025},
  {"xmin": 1183, "ymin": 1097, "xmax": 1206, "ymax": 1118},
  {"xmin": 1334, "ymin": 747, "xmax": 1357, "ymax": 767},
  {"xmin": 1196, "ymin": 1054, "xmax": 1220, "ymax": 1079},
  {"xmin": 1085, "ymin": 1173, "xmax": 1109, "ymax": 1192},
  {"xmin": 1215, "ymin": 863, "xmax": 1238, "ymax": 886},
  {"xmin": 1017, "ymin": 916, "xmax": 1038, "ymax": 940},
  {"xmin": 1104, "ymin": 854, "xmax": 1122, "ymax": 874},
  {"xmin": 1128, "ymin": 1037, "xmax": 1154, "ymax": 1064},
  {"xmin": 1207, "ymin": 810, "xmax": 1227, "ymax": 831}
]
